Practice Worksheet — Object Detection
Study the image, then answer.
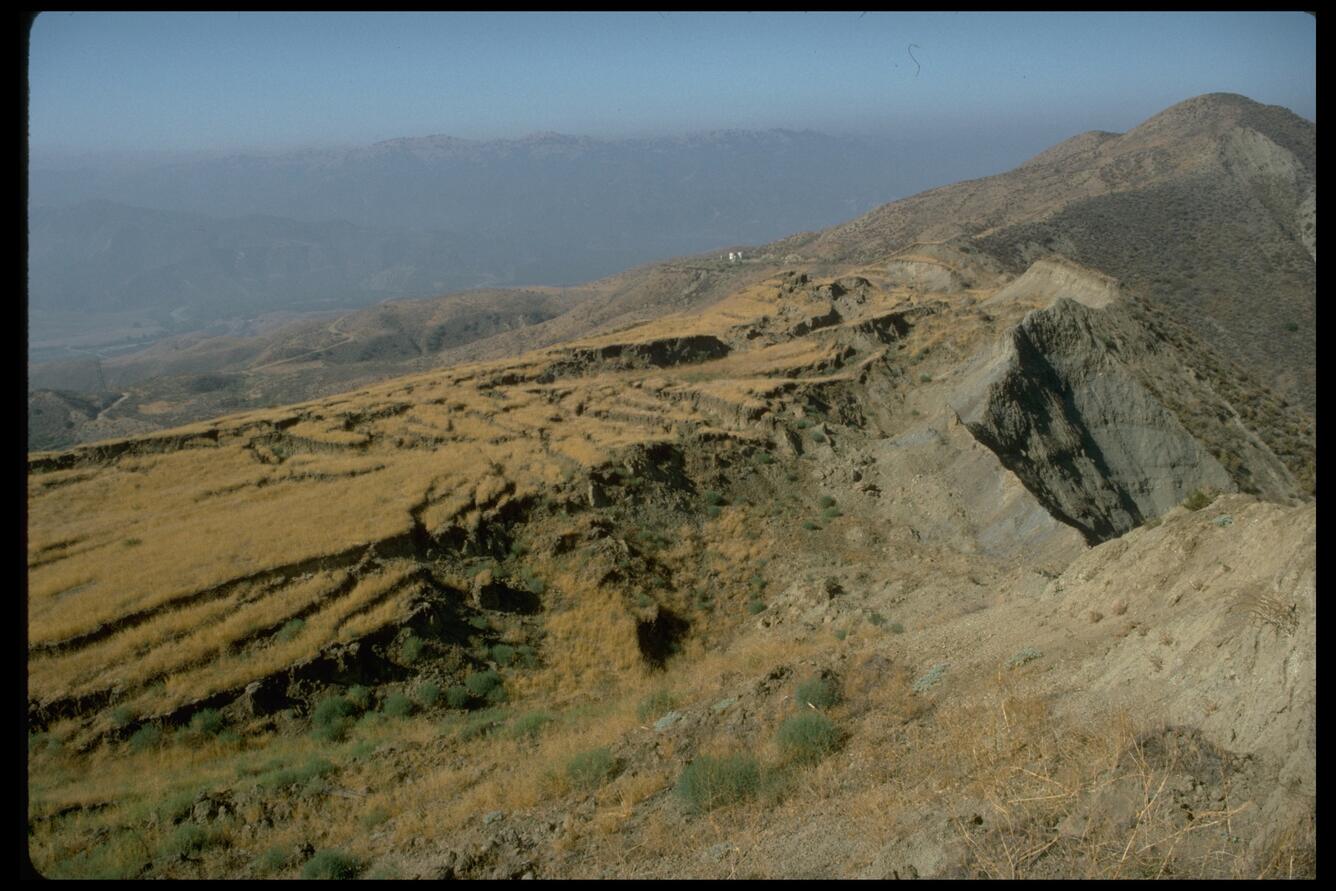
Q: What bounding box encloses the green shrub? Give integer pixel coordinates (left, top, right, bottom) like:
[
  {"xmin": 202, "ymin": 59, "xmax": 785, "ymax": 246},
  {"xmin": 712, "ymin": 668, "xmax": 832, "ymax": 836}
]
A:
[
  {"xmin": 445, "ymin": 686, "xmax": 472, "ymax": 709},
  {"xmin": 888, "ymin": 622, "xmax": 905, "ymax": 634},
  {"xmin": 676, "ymin": 754, "xmax": 761, "ymax": 813},
  {"xmin": 401, "ymin": 635, "xmax": 425, "ymax": 663},
  {"xmin": 810, "ymin": 432, "xmax": 827, "ymax": 444},
  {"xmin": 188, "ymin": 708, "xmax": 225, "ymax": 737},
  {"xmin": 919, "ymin": 373, "xmax": 933, "ymax": 383},
  {"xmin": 301, "ymin": 850, "xmax": 362, "ymax": 880},
  {"xmin": 867, "ymin": 612, "xmax": 887, "ymax": 627},
  {"xmin": 256, "ymin": 756, "xmax": 336, "ymax": 791},
  {"xmin": 109, "ymin": 706, "xmax": 135, "ymax": 729},
  {"xmin": 456, "ymin": 709, "xmax": 507, "ymax": 741},
  {"xmin": 159, "ymin": 824, "xmax": 220, "ymax": 859},
  {"xmin": 514, "ymin": 644, "xmax": 538, "ymax": 668},
  {"xmin": 276, "ymin": 617, "xmax": 305, "ymax": 642},
  {"xmin": 706, "ymin": 504, "xmax": 722, "ymax": 519},
  {"xmin": 381, "ymin": 693, "xmax": 416, "ymax": 718},
  {"xmin": 912, "ymin": 663, "xmax": 948, "ymax": 693},
  {"xmin": 822, "ymin": 506, "xmax": 842, "ymax": 520},
  {"xmin": 747, "ymin": 600, "xmax": 767, "ymax": 615},
  {"xmin": 468, "ymin": 615, "xmax": 491, "ymax": 630},
  {"xmin": 465, "ymin": 670, "xmax": 505, "ymax": 703},
  {"xmin": 313, "ymin": 695, "xmax": 357, "ymax": 726},
  {"xmin": 123, "ymin": 537, "xmax": 142, "ymax": 548},
  {"xmin": 637, "ymin": 689, "xmax": 677, "ymax": 722},
  {"xmin": 311, "ymin": 695, "xmax": 358, "ymax": 742},
  {"xmin": 756, "ymin": 451, "xmax": 775, "ymax": 465},
  {"xmin": 795, "ymin": 674, "xmax": 840, "ymax": 709},
  {"xmin": 359, "ymin": 807, "xmax": 391, "ymax": 829},
  {"xmin": 509, "ymin": 710, "xmax": 554, "ymax": 741},
  {"xmin": 795, "ymin": 418, "xmax": 812, "ymax": 429},
  {"xmin": 128, "ymin": 725, "xmax": 162, "ymax": 753},
  {"xmin": 416, "ymin": 682, "xmax": 442, "ymax": 708},
  {"xmin": 776, "ymin": 712, "xmax": 840, "ymax": 765},
  {"xmin": 818, "ymin": 495, "xmax": 836, "ymax": 509},
  {"xmin": 1182, "ymin": 488, "xmax": 1216, "ymax": 511},
  {"xmin": 802, "ymin": 520, "xmax": 821, "ymax": 531},
  {"xmin": 491, "ymin": 643, "xmax": 517, "ymax": 666},
  {"xmin": 704, "ymin": 490, "xmax": 726, "ymax": 506},
  {"xmin": 256, "ymin": 846, "xmax": 290, "ymax": 874},
  {"xmin": 834, "ymin": 628, "xmax": 848, "ymax": 641},
  {"xmin": 567, "ymin": 747, "xmax": 617, "ymax": 790}
]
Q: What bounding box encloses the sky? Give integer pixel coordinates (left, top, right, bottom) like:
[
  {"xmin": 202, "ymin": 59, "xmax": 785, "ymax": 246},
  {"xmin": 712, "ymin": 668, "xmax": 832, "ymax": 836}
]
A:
[{"xmin": 28, "ymin": 11, "xmax": 1315, "ymax": 156}]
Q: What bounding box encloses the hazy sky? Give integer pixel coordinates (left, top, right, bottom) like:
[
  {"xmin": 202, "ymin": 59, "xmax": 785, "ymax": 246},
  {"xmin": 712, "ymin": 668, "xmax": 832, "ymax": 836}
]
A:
[{"xmin": 29, "ymin": 11, "xmax": 1315, "ymax": 154}]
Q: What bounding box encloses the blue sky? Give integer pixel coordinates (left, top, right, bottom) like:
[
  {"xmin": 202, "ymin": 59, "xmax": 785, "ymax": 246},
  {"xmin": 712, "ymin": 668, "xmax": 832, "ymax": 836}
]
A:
[{"xmin": 28, "ymin": 11, "xmax": 1315, "ymax": 154}]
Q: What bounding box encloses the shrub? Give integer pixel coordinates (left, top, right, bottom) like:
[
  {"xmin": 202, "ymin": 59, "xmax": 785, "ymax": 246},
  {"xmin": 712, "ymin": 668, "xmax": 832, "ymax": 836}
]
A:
[
  {"xmin": 1007, "ymin": 647, "xmax": 1042, "ymax": 670},
  {"xmin": 834, "ymin": 628, "xmax": 848, "ymax": 641},
  {"xmin": 509, "ymin": 710, "xmax": 555, "ymax": 741},
  {"xmin": 822, "ymin": 506, "xmax": 842, "ymax": 520},
  {"xmin": 810, "ymin": 432, "xmax": 827, "ymax": 444},
  {"xmin": 888, "ymin": 622, "xmax": 905, "ymax": 635},
  {"xmin": 867, "ymin": 611, "xmax": 887, "ymax": 627},
  {"xmin": 704, "ymin": 490, "xmax": 726, "ymax": 506},
  {"xmin": 276, "ymin": 617, "xmax": 305, "ymax": 642},
  {"xmin": 381, "ymin": 693, "xmax": 416, "ymax": 718},
  {"xmin": 491, "ymin": 643, "xmax": 517, "ymax": 666},
  {"xmin": 359, "ymin": 807, "xmax": 391, "ymax": 829},
  {"xmin": 301, "ymin": 850, "xmax": 362, "ymax": 880},
  {"xmin": 920, "ymin": 373, "xmax": 933, "ymax": 383},
  {"xmin": 1182, "ymin": 488, "xmax": 1216, "ymax": 511},
  {"xmin": 445, "ymin": 686, "xmax": 472, "ymax": 710},
  {"xmin": 747, "ymin": 600, "xmax": 767, "ymax": 615},
  {"xmin": 796, "ymin": 674, "xmax": 840, "ymax": 709},
  {"xmin": 465, "ymin": 670, "xmax": 505, "ymax": 703},
  {"xmin": 456, "ymin": 709, "xmax": 507, "ymax": 741},
  {"xmin": 776, "ymin": 712, "xmax": 840, "ymax": 765},
  {"xmin": 706, "ymin": 505, "xmax": 722, "ymax": 519},
  {"xmin": 188, "ymin": 708, "xmax": 226, "ymax": 737},
  {"xmin": 912, "ymin": 663, "xmax": 948, "ymax": 693},
  {"xmin": 637, "ymin": 689, "xmax": 677, "ymax": 722},
  {"xmin": 401, "ymin": 635, "xmax": 425, "ymax": 663},
  {"xmin": 159, "ymin": 824, "xmax": 218, "ymax": 859},
  {"xmin": 818, "ymin": 495, "xmax": 836, "ymax": 509},
  {"xmin": 514, "ymin": 644, "xmax": 538, "ymax": 668},
  {"xmin": 802, "ymin": 521, "xmax": 821, "ymax": 531},
  {"xmin": 312, "ymin": 695, "xmax": 358, "ymax": 742},
  {"xmin": 676, "ymin": 754, "xmax": 761, "ymax": 813},
  {"xmin": 416, "ymin": 682, "xmax": 442, "ymax": 708},
  {"xmin": 128, "ymin": 725, "xmax": 162, "ymax": 753},
  {"xmin": 795, "ymin": 418, "xmax": 812, "ymax": 429},
  {"xmin": 468, "ymin": 615, "xmax": 491, "ymax": 631},
  {"xmin": 256, "ymin": 756, "xmax": 336, "ymax": 791},
  {"xmin": 256, "ymin": 846, "xmax": 290, "ymax": 874},
  {"xmin": 567, "ymin": 747, "xmax": 617, "ymax": 790},
  {"xmin": 110, "ymin": 706, "xmax": 135, "ymax": 729},
  {"xmin": 756, "ymin": 451, "xmax": 775, "ymax": 465}
]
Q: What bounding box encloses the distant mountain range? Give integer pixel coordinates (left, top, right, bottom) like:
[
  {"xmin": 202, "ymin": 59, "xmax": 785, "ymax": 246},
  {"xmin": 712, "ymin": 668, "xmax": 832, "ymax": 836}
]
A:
[{"xmin": 29, "ymin": 129, "xmax": 957, "ymax": 318}]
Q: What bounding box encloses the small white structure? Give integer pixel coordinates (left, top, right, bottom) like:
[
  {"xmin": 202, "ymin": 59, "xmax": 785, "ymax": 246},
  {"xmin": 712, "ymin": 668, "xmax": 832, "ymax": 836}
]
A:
[{"xmin": 728, "ymin": 251, "xmax": 737, "ymax": 262}]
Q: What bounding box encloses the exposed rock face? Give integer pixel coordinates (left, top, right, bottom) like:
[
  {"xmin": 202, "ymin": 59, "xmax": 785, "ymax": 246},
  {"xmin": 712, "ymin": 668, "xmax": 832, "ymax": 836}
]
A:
[
  {"xmin": 953, "ymin": 297, "xmax": 1233, "ymax": 544},
  {"xmin": 985, "ymin": 256, "xmax": 1120, "ymax": 309}
]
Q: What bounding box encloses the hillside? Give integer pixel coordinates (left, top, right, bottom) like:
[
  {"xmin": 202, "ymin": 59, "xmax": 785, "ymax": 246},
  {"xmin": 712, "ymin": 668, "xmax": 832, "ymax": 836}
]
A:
[
  {"xmin": 28, "ymin": 248, "xmax": 1315, "ymax": 877},
  {"xmin": 30, "ymin": 94, "xmax": 1316, "ymax": 461}
]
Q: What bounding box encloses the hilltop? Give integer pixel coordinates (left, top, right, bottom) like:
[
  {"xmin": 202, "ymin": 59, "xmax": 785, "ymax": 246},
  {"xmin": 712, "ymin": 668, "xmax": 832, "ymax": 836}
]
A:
[{"xmin": 27, "ymin": 95, "xmax": 1315, "ymax": 879}]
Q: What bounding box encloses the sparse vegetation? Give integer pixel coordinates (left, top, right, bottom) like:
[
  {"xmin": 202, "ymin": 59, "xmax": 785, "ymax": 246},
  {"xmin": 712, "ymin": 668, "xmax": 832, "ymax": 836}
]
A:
[
  {"xmin": 676, "ymin": 754, "xmax": 761, "ymax": 814},
  {"xmin": 795, "ymin": 674, "xmax": 840, "ymax": 709},
  {"xmin": 1182, "ymin": 488, "xmax": 1217, "ymax": 511},
  {"xmin": 276, "ymin": 617, "xmax": 305, "ymax": 642},
  {"xmin": 1007, "ymin": 646, "xmax": 1042, "ymax": 669},
  {"xmin": 465, "ymin": 669, "xmax": 506, "ymax": 703},
  {"xmin": 301, "ymin": 850, "xmax": 362, "ymax": 880},
  {"xmin": 637, "ymin": 689, "xmax": 677, "ymax": 722},
  {"xmin": 567, "ymin": 747, "xmax": 617, "ymax": 790},
  {"xmin": 776, "ymin": 712, "xmax": 840, "ymax": 765},
  {"xmin": 912, "ymin": 663, "xmax": 948, "ymax": 693},
  {"xmin": 381, "ymin": 692, "xmax": 416, "ymax": 718}
]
